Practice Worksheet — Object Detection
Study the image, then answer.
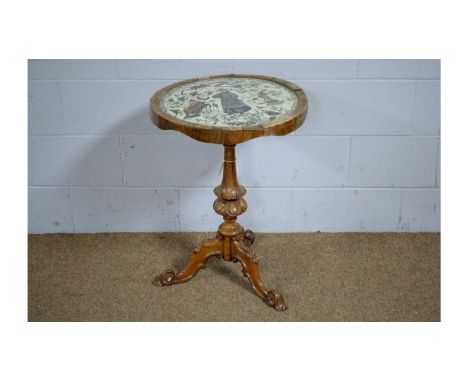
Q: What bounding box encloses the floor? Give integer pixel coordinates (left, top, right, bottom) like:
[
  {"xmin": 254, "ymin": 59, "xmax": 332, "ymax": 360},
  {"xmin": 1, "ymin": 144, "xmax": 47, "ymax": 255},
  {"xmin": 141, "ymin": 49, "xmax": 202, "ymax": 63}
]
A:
[{"xmin": 28, "ymin": 232, "xmax": 440, "ymax": 321}]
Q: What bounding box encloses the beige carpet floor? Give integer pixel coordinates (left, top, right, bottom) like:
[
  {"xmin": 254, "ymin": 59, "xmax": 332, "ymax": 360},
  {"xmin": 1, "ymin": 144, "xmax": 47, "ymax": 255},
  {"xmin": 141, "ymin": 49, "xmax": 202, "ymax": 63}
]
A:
[{"xmin": 28, "ymin": 232, "xmax": 440, "ymax": 321}]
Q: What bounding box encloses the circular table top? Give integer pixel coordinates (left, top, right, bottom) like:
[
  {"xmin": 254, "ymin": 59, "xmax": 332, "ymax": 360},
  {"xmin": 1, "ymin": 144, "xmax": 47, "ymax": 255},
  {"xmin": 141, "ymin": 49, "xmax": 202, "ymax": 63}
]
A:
[{"xmin": 150, "ymin": 74, "xmax": 308, "ymax": 144}]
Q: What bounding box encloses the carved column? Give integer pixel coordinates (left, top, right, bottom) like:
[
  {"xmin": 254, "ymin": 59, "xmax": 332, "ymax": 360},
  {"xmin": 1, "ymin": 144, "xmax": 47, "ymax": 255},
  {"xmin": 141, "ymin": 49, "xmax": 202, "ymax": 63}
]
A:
[{"xmin": 213, "ymin": 145, "xmax": 247, "ymax": 260}]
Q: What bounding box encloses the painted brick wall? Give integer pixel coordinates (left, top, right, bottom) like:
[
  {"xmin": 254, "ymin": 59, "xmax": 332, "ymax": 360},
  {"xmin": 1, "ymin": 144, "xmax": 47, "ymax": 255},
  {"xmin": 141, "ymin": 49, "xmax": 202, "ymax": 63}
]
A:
[{"xmin": 28, "ymin": 59, "xmax": 440, "ymax": 233}]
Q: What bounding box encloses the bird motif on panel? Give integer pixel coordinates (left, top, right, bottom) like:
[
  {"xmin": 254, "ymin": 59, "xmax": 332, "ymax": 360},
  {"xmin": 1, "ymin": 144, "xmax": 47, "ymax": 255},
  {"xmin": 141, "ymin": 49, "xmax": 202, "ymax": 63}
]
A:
[
  {"xmin": 213, "ymin": 91, "xmax": 252, "ymax": 114},
  {"xmin": 183, "ymin": 101, "xmax": 208, "ymax": 118}
]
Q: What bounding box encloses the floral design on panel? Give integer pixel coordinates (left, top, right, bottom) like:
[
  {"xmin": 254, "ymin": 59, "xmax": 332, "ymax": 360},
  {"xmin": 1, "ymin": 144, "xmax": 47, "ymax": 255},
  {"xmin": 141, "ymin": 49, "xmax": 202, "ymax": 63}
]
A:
[{"xmin": 160, "ymin": 77, "xmax": 298, "ymax": 129}]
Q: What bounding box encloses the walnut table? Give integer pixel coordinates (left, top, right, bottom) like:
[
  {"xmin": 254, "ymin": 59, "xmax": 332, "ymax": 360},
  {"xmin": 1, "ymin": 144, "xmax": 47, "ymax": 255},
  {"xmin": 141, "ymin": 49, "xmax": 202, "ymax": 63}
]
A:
[{"xmin": 150, "ymin": 74, "xmax": 308, "ymax": 311}]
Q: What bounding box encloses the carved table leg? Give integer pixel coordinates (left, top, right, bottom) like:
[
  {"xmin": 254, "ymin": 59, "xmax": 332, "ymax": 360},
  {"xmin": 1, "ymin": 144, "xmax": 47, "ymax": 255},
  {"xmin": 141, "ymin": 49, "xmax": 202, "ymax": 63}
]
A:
[
  {"xmin": 154, "ymin": 234, "xmax": 223, "ymax": 286},
  {"xmin": 231, "ymin": 235, "xmax": 287, "ymax": 311}
]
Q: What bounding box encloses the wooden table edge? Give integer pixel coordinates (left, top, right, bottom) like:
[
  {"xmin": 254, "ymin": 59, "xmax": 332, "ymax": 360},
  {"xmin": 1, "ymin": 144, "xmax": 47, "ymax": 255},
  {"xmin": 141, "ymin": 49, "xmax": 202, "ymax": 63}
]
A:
[{"xmin": 149, "ymin": 74, "xmax": 308, "ymax": 145}]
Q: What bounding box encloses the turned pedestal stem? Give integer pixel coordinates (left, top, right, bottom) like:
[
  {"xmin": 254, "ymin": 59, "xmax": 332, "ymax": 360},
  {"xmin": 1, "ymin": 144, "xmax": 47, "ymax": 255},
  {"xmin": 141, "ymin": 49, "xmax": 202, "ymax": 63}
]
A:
[{"xmin": 214, "ymin": 145, "xmax": 247, "ymax": 261}]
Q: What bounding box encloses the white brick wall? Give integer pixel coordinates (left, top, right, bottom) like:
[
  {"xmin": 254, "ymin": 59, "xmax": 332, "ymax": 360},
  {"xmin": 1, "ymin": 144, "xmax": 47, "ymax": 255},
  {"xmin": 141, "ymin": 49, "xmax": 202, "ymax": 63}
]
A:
[{"xmin": 28, "ymin": 59, "xmax": 440, "ymax": 233}]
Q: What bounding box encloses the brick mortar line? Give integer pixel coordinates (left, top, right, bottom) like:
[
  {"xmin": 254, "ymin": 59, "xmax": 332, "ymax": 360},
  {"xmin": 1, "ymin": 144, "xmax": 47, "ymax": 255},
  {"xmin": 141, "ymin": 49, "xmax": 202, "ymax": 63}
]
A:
[
  {"xmin": 27, "ymin": 78, "xmax": 441, "ymax": 82},
  {"xmin": 177, "ymin": 188, "xmax": 181, "ymax": 231},
  {"xmin": 28, "ymin": 185, "xmax": 441, "ymax": 191},
  {"xmin": 55, "ymin": 82, "xmax": 65, "ymax": 135},
  {"xmin": 408, "ymin": 81, "xmax": 418, "ymax": 134},
  {"xmin": 435, "ymin": 139, "xmax": 440, "ymax": 187},
  {"xmin": 28, "ymin": 134, "xmax": 441, "ymax": 138},
  {"xmin": 113, "ymin": 59, "xmax": 119, "ymax": 79},
  {"xmin": 355, "ymin": 60, "xmax": 361, "ymax": 78},
  {"xmin": 346, "ymin": 138, "xmax": 352, "ymax": 186},
  {"xmin": 397, "ymin": 189, "xmax": 404, "ymax": 231},
  {"xmin": 67, "ymin": 186, "xmax": 76, "ymax": 233},
  {"xmin": 118, "ymin": 137, "xmax": 126, "ymax": 186}
]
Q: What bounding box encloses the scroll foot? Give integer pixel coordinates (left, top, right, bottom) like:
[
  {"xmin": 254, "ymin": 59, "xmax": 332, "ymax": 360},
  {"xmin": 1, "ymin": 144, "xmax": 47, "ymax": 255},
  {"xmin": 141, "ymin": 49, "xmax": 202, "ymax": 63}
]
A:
[
  {"xmin": 154, "ymin": 235, "xmax": 223, "ymax": 286},
  {"xmin": 266, "ymin": 290, "xmax": 287, "ymax": 311},
  {"xmin": 232, "ymin": 238, "xmax": 287, "ymax": 311},
  {"xmin": 154, "ymin": 269, "xmax": 176, "ymax": 286}
]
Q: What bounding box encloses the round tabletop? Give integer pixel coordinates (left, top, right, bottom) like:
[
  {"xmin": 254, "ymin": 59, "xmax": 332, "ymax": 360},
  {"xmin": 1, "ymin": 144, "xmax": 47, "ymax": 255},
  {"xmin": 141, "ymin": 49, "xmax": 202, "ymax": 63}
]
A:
[{"xmin": 150, "ymin": 74, "xmax": 308, "ymax": 145}]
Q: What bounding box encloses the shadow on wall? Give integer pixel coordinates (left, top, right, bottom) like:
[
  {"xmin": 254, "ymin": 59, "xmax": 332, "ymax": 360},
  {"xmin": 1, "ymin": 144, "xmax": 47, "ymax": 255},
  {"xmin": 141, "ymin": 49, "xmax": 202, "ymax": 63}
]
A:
[
  {"xmin": 235, "ymin": 132, "xmax": 346, "ymax": 232},
  {"xmin": 66, "ymin": 103, "xmax": 222, "ymax": 233},
  {"xmin": 48, "ymin": 77, "xmax": 420, "ymax": 234},
  {"xmin": 33, "ymin": 79, "xmax": 415, "ymax": 234}
]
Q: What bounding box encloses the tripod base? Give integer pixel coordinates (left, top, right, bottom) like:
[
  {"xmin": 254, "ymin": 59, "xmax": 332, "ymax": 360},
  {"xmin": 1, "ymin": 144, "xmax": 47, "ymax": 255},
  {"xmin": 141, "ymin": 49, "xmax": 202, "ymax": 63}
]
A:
[
  {"xmin": 153, "ymin": 229, "xmax": 286, "ymax": 311},
  {"xmin": 153, "ymin": 145, "xmax": 286, "ymax": 312}
]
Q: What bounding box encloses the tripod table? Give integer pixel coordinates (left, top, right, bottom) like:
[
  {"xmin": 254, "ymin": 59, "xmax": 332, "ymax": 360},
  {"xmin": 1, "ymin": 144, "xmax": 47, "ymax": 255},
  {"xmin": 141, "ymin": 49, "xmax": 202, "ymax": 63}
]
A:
[{"xmin": 150, "ymin": 74, "xmax": 308, "ymax": 311}]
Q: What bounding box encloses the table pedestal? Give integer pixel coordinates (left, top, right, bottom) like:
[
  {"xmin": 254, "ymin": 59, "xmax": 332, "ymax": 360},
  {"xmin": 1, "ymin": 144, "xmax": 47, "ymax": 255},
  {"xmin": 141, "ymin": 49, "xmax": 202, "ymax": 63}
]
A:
[{"xmin": 154, "ymin": 144, "xmax": 286, "ymax": 311}]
